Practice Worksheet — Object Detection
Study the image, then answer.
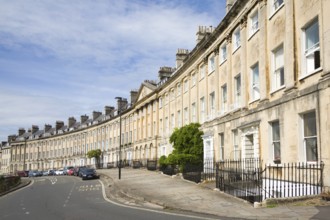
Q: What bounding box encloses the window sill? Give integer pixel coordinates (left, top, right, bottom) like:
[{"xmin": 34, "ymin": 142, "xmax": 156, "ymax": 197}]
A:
[
  {"xmin": 299, "ymin": 67, "xmax": 323, "ymax": 81},
  {"xmin": 270, "ymin": 85, "xmax": 286, "ymax": 95},
  {"xmin": 248, "ymin": 29, "xmax": 259, "ymax": 41},
  {"xmin": 249, "ymin": 98, "xmax": 260, "ymax": 105},
  {"xmin": 269, "ymin": 4, "xmax": 285, "ymax": 20},
  {"xmin": 232, "ymin": 45, "xmax": 241, "ymax": 55},
  {"xmin": 219, "ymin": 59, "xmax": 227, "ymax": 66},
  {"xmin": 208, "ymin": 70, "xmax": 215, "ymax": 75}
]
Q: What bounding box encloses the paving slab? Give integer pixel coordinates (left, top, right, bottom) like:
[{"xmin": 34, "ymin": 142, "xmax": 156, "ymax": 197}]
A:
[{"xmin": 97, "ymin": 168, "xmax": 329, "ymax": 219}]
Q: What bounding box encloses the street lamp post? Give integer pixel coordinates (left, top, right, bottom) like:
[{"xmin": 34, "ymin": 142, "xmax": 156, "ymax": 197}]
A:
[
  {"xmin": 116, "ymin": 97, "xmax": 123, "ymax": 180},
  {"xmin": 23, "ymin": 137, "xmax": 27, "ymax": 171},
  {"xmin": 118, "ymin": 113, "xmax": 122, "ymax": 179}
]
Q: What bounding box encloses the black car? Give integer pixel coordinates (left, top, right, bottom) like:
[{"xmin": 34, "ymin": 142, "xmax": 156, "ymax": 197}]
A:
[
  {"xmin": 80, "ymin": 168, "xmax": 99, "ymax": 180},
  {"xmin": 73, "ymin": 166, "xmax": 86, "ymax": 177},
  {"xmin": 48, "ymin": 169, "xmax": 56, "ymax": 176}
]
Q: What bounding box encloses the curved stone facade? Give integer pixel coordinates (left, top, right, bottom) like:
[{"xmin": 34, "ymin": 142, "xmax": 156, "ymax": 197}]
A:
[{"xmin": 1, "ymin": 0, "xmax": 330, "ymax": 188}]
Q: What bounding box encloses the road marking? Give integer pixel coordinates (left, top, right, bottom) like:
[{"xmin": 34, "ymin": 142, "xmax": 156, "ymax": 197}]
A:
[
  {"xmin": 48, "ymin": 177, "xmax": 57, "ymax": 185},
  {"xmin": 63, "ymin": 180, "xmax": 77, "ymax": 208},
  {"xmin": 77, "ymin": 184, "xmax": 100, "ymax": 192},
  {"xmin": 25, "ymin": 212, "xmax": 30, "ymax": 215}
]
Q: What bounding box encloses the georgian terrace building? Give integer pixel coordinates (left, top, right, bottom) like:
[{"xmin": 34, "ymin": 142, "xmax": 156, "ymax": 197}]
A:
[{"xmin": 2, "ymin": 0, "xmax": 330, "ymax": 188}]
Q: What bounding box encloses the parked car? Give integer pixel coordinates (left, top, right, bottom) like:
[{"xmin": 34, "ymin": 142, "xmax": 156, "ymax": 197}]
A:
[
  {"xmin": 42, "ymin": 171, "xmax": 49, "ymax": 176},
  {"xmin": 80, "ymin": 168, "xmax": 100, "ymax": 180},
  {"xmin": 67, "ymin": 168, "xmax": 74, "ymax": 176},
  {"xmin": 28, "ymin": 170, "xmax": 42, "ymax": 177},
  {"xmin": 48, "ymin": 169, "xmax": 55, "ymax": 176},
  {"xmin": 55, "ymin": 169, "xmax": 64, "ymax": 175},
  {"xmin": 17, "ymin": 170, "xmax": 29, "ymax": 177},
  {"xmin": 73, "ymin": 166, "xmax": 86, "ymax": 177},
  {"xmin": 63, "ymin": 166, "xmax": 74, "ymax": 175}
]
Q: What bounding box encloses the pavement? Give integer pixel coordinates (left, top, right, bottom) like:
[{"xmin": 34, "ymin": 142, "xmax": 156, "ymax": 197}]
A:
[{"xmin": 97, "ymin": 168, "xmax": 330, "ymax": 220}]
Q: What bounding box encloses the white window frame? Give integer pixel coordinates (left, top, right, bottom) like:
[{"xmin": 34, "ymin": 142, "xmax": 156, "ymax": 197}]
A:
[
  {"xmin": 177, "ymin": 110, "xmax": 182, "ymax": 127},
  {"xmin": 233, "ymin": 130, "xmax": 239, "ymax": 160},
  {"xmin": 171, "ymin": 114, "xmax": 175, "ymax": 130},
  {"xmin": 272, "ymin": 44, "xmax": 285, "ymax": 92},
  {"xmin": 251, "ymin": 63, "xmax": 260, "ymax": 101},
  {"xmin": 159, "ymin": 118, "xmax": 163, "ymax": 134},
  {"xmin": 200, "ymin": 64, "xmax": 205, "ymax": 80},
  {"xmin": 191, "ymin": 72, "xmax": 196, "ymax": 86},
  {"xmin": 208, "ymin": 54, "xmax": 215, "ymax": 74},
  {"xmin": 221, "ymin": 84, "xmax": 227, "ymax": 114},
  {"xmin": 191, "ymin": 102, "xmax": 196, "ymax": 122},
  {"xmin": 209, "ymin": 92, "xmax": 215, "ymax": 118},
  {"xmin": 200, "ymin": 97, "xmax": 205, "ymax": 123},
  {"xmin": 270, "ymin": 120, "xmax": 281, "ymax": 162},
  {"xmin": 219, "ymin": 133, "xmax": 224, "ymax": 161},
  {"xmin": 234, "ymin": 74, "xmax": 241, "ymax": 108},
  {"xmin": 165, "ymin": 93, "xmax": 169, "ymax": 104},
  {"xmin": 165, "ymin": 117, "xmax": 168, "ymax": 135},
  {"xmin": 177, "ymin": 83, "xmax": 181, "ymax": 96},
  {"xmin": 184, "ymin": 107, "xmax": 189, "ymax": 125},
  {"xmin": 270, "ymin": 0, "xmax": 284, "ymax": 17},
  {"xmin": 301, "ymin": 111, "xmax": 318, "ymax": 163},
  {"xmin": 232, "ymin": 27, "xmax": 241, "ymax": 52},
  {"xmin": 301, "ymin": 18, "xmax": 321, "ymax": 79},
  {"xmin": 170, "ymin": 89, "xmax": 175, "ymax": 101},
  {"xmin": 219, "ymin": 42, "xmax": 227, "ymax": 64},
  {"xmin": 159, "ymin": 97, "xmax": 163, "ymax": 108},
  {"xmin": 184, "ymin": 79, "xmax": 189, "ymax": 92},
  {"xmin": 249, "ymin": 10, "xmax": 259, "ymax": 37}
]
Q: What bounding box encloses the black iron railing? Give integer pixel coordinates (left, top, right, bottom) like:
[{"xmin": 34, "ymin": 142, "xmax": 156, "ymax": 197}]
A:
[
  {"xmin": 215, "ymin": 159, "xmax": 324, "ymax": 203},
  {"xmin": 202, "ymin": 160, "xmax": 217, "ymax": 181},
  {"xmin": 262, "ymin": 162, "xmax": 324, "ymax": 200}
]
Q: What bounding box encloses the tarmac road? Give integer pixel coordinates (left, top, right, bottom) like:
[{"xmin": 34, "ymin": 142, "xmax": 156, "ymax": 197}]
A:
[{"xmin": 0, "ymin": 176, "xmax": 224, "ymax": 220}]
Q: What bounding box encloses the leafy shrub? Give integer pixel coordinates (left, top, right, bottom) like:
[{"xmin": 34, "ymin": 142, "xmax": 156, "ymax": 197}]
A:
[
  {"xmin": 169, "ymin": 123, "xmax": 204, "ymax": 169},
  {"xmin": 158, "ymin": 155, "xmax": 168, "ymax": 169}
]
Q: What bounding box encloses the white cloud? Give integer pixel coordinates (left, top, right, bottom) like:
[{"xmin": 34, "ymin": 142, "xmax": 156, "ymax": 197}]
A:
[{"xmin": 0, "ymin": 0, "xmax": 225, "ymax": 141}]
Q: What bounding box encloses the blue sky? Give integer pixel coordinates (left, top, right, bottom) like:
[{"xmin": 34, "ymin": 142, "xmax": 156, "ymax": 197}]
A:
[{"xmin": 0, "ymin": 0, "xmax": 226, "ymax": 142}]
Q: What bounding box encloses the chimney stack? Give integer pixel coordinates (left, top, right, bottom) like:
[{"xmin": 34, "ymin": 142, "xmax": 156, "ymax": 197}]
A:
[
  {"xmin": 196, "ymin": 26, "xmax": 214, "ymax": 44},
  {"xmin": 176, "ymin": 49, "xmax": 190, "ymax": 69},
  {"xmin": 104, "ymin": 106, "xmax": 115, "ymax": 117},
  {"xmin": 93, "ymin": 111, "xmax": 102, "ymax": 121},
  {"xmin": 116, "ymin": 97, "xmax": 128, "ymax": 113},
  {"xmin": 44, "ymin": 124, "xmax": 52, "ymax": 133},
  {"xmin": 8, "ymin": 135, "xmax": 16, "ymax": 143},
  {"xmin": 31, "ymin": 125, "xmax": 39, "ymax": 134},
  {"xmin": 18, "ymin": 128, "xmax": 26, "ymax": 136},
  {"xmin": 68, "ymin": 117, "xmax": 76, "ymax": 128},
  {"xmin": 56, "ymin": 121, "xmax": 64, "ymax": 130},
  {"xmin": 81, "ymin": 115, "xmax": 89, "ymax": 124},
  {"xmin": 158, "ymin": 66, "xmax": 175, "ymax": 81},
  {"xmin": 130, "ymin": 91, "xmax": 138, "ymax": 105}
]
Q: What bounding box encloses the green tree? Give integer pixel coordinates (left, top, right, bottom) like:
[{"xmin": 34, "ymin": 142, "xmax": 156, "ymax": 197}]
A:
[
  {"xmin": 87, "ymin": 149, "xmax": 102, "ymax": 168},
  {"xmin": 169, "ymin": 123, "xmax": 204, "ymax": 168}
]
